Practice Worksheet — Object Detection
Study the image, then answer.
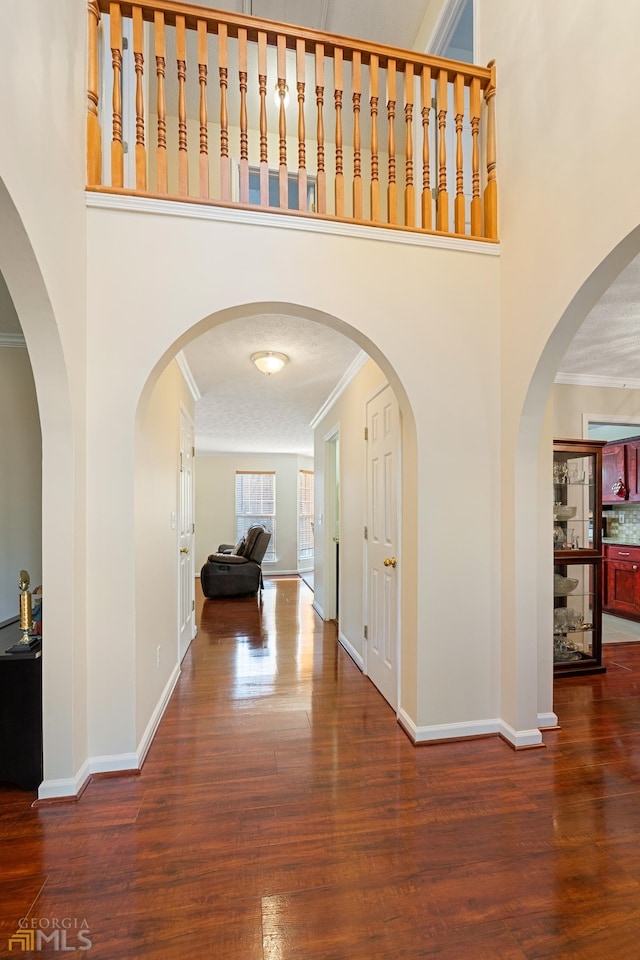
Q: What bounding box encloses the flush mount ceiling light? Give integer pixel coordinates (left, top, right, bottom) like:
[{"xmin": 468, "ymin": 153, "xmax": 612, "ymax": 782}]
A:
[{"xmin": 251, "ymin": 351, "xmax": 289, "ymax": 375}]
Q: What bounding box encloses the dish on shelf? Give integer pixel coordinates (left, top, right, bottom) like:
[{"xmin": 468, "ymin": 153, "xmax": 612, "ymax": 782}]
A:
[
  {"xmin": 554, "ymin": 640, "xmax": 583, "ymax": 662},
  {"xmin": 554, "ymin": 505, "xmax": 577, "ymax": 520},
  {"xmin": 554, "ymin": 574, "xmax": 579, "ymax": 596}
]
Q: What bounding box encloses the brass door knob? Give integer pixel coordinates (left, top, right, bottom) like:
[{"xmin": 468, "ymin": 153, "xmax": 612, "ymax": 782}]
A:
[
  {"xmin": 383, "ymin": 557, "xmax": 397, "ymax": 568},
  {"xmin": 180, "ymin": 547, "xmax": 190, "ymax": 555}
]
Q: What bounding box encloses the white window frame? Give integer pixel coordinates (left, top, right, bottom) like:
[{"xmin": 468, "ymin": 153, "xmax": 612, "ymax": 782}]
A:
[
  {"xmin": 298, "ymin": 470, "xmax": 314, "ymax": 565},
  {"xmin": 235, "ymin": 471, "xmax": 276, "ymax": 562}
]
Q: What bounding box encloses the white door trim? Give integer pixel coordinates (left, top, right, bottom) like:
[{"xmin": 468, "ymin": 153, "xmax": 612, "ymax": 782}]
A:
[
  {"xmin": 178, "ymin": 404, "xmax": 196, "ymax": 662},
  {"xmin": 364, "ymin": 381, "xmax": 402, "ymax": 714},
  {"xmin": 322, "ymin": 424, "xmax": 340, "ymax": 622}
]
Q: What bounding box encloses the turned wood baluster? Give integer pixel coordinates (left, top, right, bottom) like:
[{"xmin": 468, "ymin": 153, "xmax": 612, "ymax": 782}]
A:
[
  {"xmin": 86, "ymin": 0, "xmax": 101, "ymax": 186},
  {"xmin": 277, "ymin": 34, "xmax": 288, "ymax": 209},
  {"xmin": 352, "ymin": 51, "xmax": 362, "ymax": 220},
  {"xmin": 334, "ymin": 47, "xmax": 344, "ymax": 217},
  {"xmin": 386, "ymin": 59, "xmax": 397, "ymax": 225},
  {"xmin": 370, "ymin": 54, "xmax": 380, "ymax": 222},
  {"xmin": 238, "ymin": 28, "xmax": 249, "ymax": 204},
  {"xmin": 176, "ymin": 15, "xmax": 188, "ymax": 195},
  {"xmin": 132, "ymin": 6, "xmax": 147, "ymax": 191},
  {"xmin": 296, "ymin": 39, "xmax": 307, "ymax": 212},
  {"xmin": 470, "ymin": 77, "xmax": 481, "ymax": 236},
  {"xmin": 315, "ymin": 44, "xmax": 326, "ymax": 214},
  {"xmin": 454, "ymin": 72, "xmax": 465, "ymax": 234},
  {"xmin": 483, "ymin": 60, "xmax": 498, "ymax": 239},
  {"xmin": 154, "ymin": 11, "xmax": 168, "ymax": 193},
  {"xmin": 109, "ymin": 2, "xmax": 123, "ymax": 188},
  {"xmin": 258, "ymin": 31, "xmax": 269, "ymax": 207},
  {"xmin": 436, "ymin": 68, "xmax": 449, "ymax": 232},
  {"xmin": 420, "ymin": 65, "xmax": 432, "ymax": 230},
  {"xmin": 197, "ymin": 20, "xmax": 209, "ymax": 200},
  {"xmin": 218, "ymin": 24, "xmax": 230, "ymax": 201},
  {"xmin": 404, "ymin": 63, "xmax": 414, "ymax": 227}
]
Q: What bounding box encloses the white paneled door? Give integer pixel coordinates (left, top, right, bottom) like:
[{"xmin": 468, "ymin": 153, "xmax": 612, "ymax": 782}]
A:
[
  {"xmin": 179, "ymin": 409, "xmax": 195, "ymax": 662},
  {"xmin": 365, "ymin": 384, "xmax": 399, "ymax": 709}
]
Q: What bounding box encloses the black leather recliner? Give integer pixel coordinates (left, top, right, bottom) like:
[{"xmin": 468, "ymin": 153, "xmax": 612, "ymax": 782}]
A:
[{"xmin": 200, "ymin": 524, "xmax": 271, "ymax": 599}]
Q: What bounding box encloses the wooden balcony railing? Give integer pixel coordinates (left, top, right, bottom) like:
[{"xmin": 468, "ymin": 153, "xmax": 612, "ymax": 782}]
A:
[{"xmin": 87, "ymin": 0, "xmax": 498, "ymax": 240}]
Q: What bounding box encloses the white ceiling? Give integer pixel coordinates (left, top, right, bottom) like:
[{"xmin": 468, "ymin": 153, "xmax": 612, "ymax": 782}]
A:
[
  {"xmin": 180, "ymin": 313, "xmax": 363, "ymax": 456},
  {"xmin": 186, "ymin": 0, "xmax": 431, "ymax": 51}
]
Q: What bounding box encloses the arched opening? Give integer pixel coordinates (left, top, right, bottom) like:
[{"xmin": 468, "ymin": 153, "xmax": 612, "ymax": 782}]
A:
[
  {"xmin": 0, "ymin": 177, "xmax": 85, "ymax": 796},
  {"xmin": 513, "ymin": 225, "xmax": 640, "ymax": 733},
  {"xmin": 134, "ymin": 301, "xmax": 419, "ymax": 745}
]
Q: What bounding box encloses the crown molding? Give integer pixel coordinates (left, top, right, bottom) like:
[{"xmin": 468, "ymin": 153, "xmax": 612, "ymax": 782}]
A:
[
  {"xmin": 176, "ymin": 351, "xmax": 201, "ymax": 401},
  {"xmin": 555, "ymin": 372, "xmax": 640, "ymax": 391},
  {"xmin": 86, "ymin": 191, "xmax": 500, "ymax": 257},
  {"xmin": 0, "ymin": 333, "xmax": 26, "ymax": 348},
  {"xmin": 309, "ymin": 350, "xmax": 369, "ymax": 428}
]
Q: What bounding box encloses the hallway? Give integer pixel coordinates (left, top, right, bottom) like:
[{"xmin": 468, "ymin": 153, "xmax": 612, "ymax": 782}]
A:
[{"xmin": 3, "ymin": 577, "xmax": 640, "ymax": 957}]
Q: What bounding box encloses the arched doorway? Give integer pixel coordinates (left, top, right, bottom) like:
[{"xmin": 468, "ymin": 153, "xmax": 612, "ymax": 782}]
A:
[
  {"xmin": 0, "ymin": 177, "xmax": 84, "ymax": 797},
  {"xmin": 135, "ymin": 304, "xmax": 417, "ymax": 726},
  {"xmin": 512, "ymin": 225, "xmax": 640, "ymax": 734}
]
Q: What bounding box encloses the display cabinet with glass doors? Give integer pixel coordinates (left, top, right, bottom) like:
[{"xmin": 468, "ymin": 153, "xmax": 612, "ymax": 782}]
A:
[{"xmin": 553, "ymin": 438, "xmax": 606, "ymax": 676}]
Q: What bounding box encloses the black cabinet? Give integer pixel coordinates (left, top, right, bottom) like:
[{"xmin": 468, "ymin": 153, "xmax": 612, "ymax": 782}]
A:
[{"xmin": 0, "ymin": 627, "xmax": 42, "ymax": 790}]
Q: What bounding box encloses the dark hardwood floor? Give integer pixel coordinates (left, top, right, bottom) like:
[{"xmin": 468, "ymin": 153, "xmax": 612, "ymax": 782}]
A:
[{"xmin": 3, "ymin": 576, "xmax": 640, "ymax": 957}]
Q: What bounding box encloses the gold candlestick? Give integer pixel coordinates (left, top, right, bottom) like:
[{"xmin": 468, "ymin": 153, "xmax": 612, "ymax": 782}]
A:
[{"xmin": 18, "ymin": 569, "xmax": 33, "ymax": 645}]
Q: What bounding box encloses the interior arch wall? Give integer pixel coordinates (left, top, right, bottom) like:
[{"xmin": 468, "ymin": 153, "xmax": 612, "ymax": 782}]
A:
[
  {"xmin": 0, "ymin": 0, "xmax": 88, "ymax": 795},
  {"xmin": 88, "ymin": 204, "xmax": 502, "ymax": 763},
  {"xmin": 478, "ymin": 1, "xmax": 640, "ymax": 733}
]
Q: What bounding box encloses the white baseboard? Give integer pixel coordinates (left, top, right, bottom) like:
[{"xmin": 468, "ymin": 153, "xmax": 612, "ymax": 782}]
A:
[
  {"xmin": 537, "ymin": 711, "xmax": 559, "ymax": 729},
  {"xmin": 338, "ymin": 632, "xmax": 363, "ymax": 670},
  {"xmin": 38, "ymin": 664, "xmax": 181, "ymax": 800},
  {"xmin": 136, "ymin": 663, "xmax": 181, "ymax": 766},
  {"xmin": 312, "ymin": 600, "xmax": 324, "ymax": 619},
  {"xmin": 397, "ymin": 710, "xmax": 543, "ymax": 749},
  {"xmin": 498, "ymin": 720, "xmax": 543, "ymax": 748}
]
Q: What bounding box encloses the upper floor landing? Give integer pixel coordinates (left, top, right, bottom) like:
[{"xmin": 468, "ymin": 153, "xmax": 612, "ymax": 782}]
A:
[{"xmin": 87, "ymin": 0, "xmax": 498, "ymax": 244}]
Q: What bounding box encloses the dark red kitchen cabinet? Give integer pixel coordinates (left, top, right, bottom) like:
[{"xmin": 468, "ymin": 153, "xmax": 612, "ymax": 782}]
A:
[{"xmin": 602, "ymin": 442, "xmax": 627, "ymax": 503}]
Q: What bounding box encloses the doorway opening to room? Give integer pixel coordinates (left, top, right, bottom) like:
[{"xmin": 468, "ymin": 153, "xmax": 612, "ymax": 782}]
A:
[
  {"xmin": 168, "ymin": 308, "xmax": 411, "ymax": 716},
  {"xmin": 587, "ymin": 415, "xmax": 640, "ymax": 647}
]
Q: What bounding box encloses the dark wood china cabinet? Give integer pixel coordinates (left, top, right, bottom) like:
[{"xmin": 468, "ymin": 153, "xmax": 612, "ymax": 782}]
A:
[{"xmin": 553, "ymin": 438, "xmax": 606, "ymax": 677}]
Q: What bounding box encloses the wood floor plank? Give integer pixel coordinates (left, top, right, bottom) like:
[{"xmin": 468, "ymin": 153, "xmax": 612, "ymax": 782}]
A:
[{"xmin": 5, "ymin": 579, "xmax": 640, "ymax": 957}]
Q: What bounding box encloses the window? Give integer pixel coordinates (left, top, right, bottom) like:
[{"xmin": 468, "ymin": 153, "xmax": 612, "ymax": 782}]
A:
[
  {"xmin": 247, "ymin": 166, "xmax": 317, "ymax": 212},
  {"xmin": 235, "ymin": 471, "xmax": 276, "ymax": 562},
  {"xmin": 298, "ymin": 470, "xmax": 314, "ymax": 564}
]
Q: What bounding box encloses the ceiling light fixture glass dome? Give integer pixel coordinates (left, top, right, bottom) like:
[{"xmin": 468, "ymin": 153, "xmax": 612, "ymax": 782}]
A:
[{"xmin": 251, "ymin": 351, "xmax": 289, "ymax": 375}]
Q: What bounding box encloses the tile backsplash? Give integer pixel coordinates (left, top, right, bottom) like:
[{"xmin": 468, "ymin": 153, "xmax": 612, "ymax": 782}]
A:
[{"xmin": 603, "ymin": 504, "xmax": 640, "ymax": 543}]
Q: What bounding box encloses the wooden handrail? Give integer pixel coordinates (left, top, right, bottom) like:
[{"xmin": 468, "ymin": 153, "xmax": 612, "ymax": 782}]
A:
[{"xmin": 87, "ymin": 0, "xmax": 499, "ymax": 241}]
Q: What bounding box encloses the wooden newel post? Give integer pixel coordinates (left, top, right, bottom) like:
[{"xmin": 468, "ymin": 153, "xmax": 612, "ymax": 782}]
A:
[
  {"xmin": 87, "ymin": 0, "xmax": 102, "ymax": 186},
  {"xmin": 483, "ymin": 59, "xmax": 498, "ymax": 240}
]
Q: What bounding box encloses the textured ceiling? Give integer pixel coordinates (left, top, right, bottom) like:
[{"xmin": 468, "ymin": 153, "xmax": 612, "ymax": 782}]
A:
[
  {"xmin": 558, "ymin": 254, "xmax": 640, "ymax": 385},
  {"xmin": 181, "ymin": 313, "xmax": 363, "ymax": 456}
]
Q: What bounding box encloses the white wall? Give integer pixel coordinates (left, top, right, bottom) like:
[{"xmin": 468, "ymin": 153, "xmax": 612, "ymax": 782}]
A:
[
  {"xmin": 195, "ymin": 453, "xmax": 313, "ymax": 576},
  {"xmin": 86, "ymin": 201, "xmax": 501, "ymax": 748},
  {"xmin": 314, "ymin": 358, "xmax": 387, "ymax": 662},
  {"xmin": 553, "ymin": 384, "xmax": 640, "ymax": 440},
  {"xmin": 0, "ymin": 346, "xmax": 41, "ymax": 623},
  {"xmin": 135, "ymin": 359, "xmax": 195, "ymax": 746},
  {"xmin": 0, "ymin": 0, "xmax": 88, "ymax": 792},
  {"xmin": 10, "ymin": 0, "xmax": 640, "ymax": 793},
  {"xmin": 478, "ymin": 0, "xmax": 640, "ymax": 734}
]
